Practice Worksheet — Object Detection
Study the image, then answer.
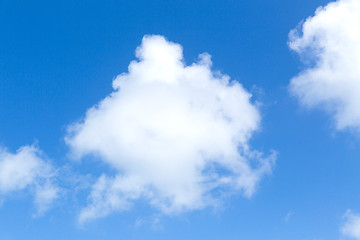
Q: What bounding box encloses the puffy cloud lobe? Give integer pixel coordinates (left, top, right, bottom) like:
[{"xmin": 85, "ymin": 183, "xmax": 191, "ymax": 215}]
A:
[
  {"xmin": 66, "ymin": 35, "xmax": 276, "ymax": 223},
  {"xmin": 0, "ymin": 145, "xmax": 59, "ymax": 214},
  {"xmin": 341, "ymin": 210, "xmax": 360, "ymax": 240},
  {"xmin": 288, "ymin": 0, "xmax": 360, "ymax": 130}
]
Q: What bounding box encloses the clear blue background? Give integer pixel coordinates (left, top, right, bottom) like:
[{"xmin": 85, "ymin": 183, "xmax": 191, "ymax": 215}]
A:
[{"xmin": 1, "ymin": 0, "xmax": 360, "ymax": 239}]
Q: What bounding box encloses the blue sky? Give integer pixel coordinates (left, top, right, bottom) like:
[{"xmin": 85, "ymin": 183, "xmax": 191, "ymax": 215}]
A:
[{"xmin": 1, "ymin": 0, "xmax": 360, "ymax": 239}]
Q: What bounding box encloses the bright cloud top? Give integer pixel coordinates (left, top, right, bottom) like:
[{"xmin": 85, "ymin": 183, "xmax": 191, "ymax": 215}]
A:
[
  {"xmin": 341, "ymin": 210, "xmax": 360, "ymax": 240},
  {"xmin": 288, "ymin": 0, "xmax": 360, "ymax": 130},
  {"xmin": 0, "ymin": 145, "xmax": 59, "ymax": 215},
  {"xmin": 66, "ymin": 35, "xmax": 275, "ymax": 223}
]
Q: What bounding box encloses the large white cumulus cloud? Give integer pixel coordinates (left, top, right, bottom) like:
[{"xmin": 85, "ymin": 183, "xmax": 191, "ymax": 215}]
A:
[
  {"xmin": 0, "ymin": 145, "xmax": 59, "ymax": 214},
  {"xmin": 65, "ymin": 35, "xmax": 275, "ymax": 223},
  {"xmin": 288, "ymin": 0, "xmax": 360, "ymax": 130}
]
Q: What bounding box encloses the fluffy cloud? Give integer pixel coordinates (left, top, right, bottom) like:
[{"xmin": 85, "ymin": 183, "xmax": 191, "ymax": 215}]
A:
[
  {"xmin": 0, "ymin": 145, "xmax": 59, "ymax": 214},
  {"xmin": 341, "ymin": 210, "xmax": 360, "ymax": 240},
  {"xmin": 66, "ymin": 35, "xmax": 276, "ymax": 223},
  {"xmin": 288, "ymin": 0, "xmax": 360, "ymax": 130}
]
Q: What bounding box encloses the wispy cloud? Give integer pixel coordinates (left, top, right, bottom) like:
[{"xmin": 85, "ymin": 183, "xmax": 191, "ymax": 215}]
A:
[
  {"xmin": 284, "ymin": 211, "xmax": 293, "ymax": 222},
  {"xmin": 341, "ymin": 210, "xmax": 360, "ymax": 240},
  {"xmin": 0, "ymin": 145, "xmax": 59, "ymax": 215}
]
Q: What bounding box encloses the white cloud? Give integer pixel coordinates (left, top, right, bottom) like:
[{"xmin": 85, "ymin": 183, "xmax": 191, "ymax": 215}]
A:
[
  {"xmin": 66, "ymin": 35, "xmax": 276, "ymax": 223},
  {"xmin": 0, "ymin": 145, "xmax": 59, "ymax": 214},
  {"xmin": 341, "ymin": 210, "xmax": 360, "ymax": 240},
  {"xmin": 288, "ymin": 0, "xmax": 360, "ymax": 130}
]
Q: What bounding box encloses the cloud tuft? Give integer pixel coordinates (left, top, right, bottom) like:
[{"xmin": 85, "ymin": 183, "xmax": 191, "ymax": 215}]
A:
[
  {"xmin": 288, "ymin": 0, "xmax": 360, "ymax": 130},
  {"xmin": 0, "ymin": 145, "xmax": 59, "ymax": 214}
]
